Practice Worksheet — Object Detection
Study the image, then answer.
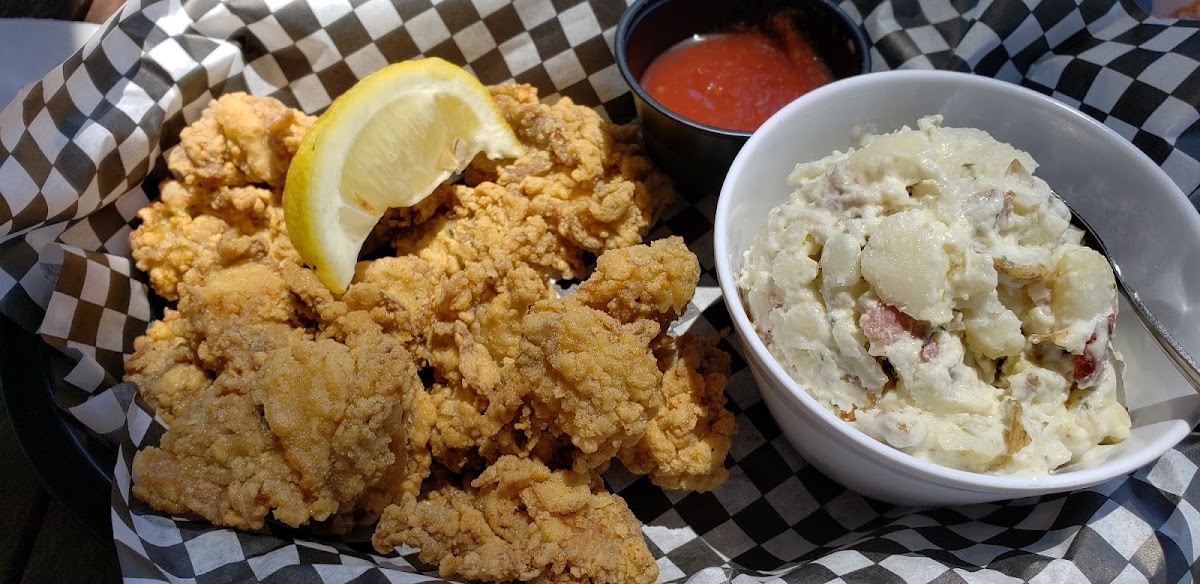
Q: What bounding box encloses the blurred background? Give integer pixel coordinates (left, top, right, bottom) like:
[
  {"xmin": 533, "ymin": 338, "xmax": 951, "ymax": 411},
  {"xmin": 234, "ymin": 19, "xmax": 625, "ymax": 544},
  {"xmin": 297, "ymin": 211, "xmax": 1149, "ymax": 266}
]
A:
[{"xmin": 0, "ymin": 0, "xmax": 123, "ymax": 21}]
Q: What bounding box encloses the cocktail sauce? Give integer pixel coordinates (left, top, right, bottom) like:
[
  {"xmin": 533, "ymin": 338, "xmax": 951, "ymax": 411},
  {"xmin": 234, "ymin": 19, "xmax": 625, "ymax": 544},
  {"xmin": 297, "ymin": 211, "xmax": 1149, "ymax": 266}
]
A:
[{"xmin": 639, "ymin": 17, "xmax": 833, "ymax": 132}]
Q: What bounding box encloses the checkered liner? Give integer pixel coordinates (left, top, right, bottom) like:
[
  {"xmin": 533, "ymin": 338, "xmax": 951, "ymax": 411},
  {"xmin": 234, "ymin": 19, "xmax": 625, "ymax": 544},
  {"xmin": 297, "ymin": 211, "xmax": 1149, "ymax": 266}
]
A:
[{"xmin": 1, "ymin": 0, "xmax": 1199, "ymax": 582}]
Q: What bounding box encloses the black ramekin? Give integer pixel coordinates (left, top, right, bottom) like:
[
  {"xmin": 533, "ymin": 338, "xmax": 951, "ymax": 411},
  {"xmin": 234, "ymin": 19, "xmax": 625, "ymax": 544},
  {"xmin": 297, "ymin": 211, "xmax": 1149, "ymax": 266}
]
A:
[{"xmin": 616, "ymin": 0, "xmax": 871, "ymax": 198}]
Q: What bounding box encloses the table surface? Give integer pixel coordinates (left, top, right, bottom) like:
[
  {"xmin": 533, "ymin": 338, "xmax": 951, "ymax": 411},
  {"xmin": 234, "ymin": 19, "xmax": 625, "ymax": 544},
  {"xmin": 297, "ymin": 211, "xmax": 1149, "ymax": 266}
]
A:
[
  {"xmin": 0, "ymin": 8, "xmax": 125, "ymax": 583},
  {"xmin": 0, "ymin": 395, "xmax": 121, "ymax": 583}
]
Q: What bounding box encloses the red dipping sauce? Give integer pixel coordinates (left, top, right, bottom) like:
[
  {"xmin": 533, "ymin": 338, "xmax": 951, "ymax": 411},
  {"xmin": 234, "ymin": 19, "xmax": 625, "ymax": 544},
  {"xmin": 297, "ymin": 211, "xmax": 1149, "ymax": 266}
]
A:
[{"xmin": 640, "ymin": 27, "xmax": 833, "ymax": 132}]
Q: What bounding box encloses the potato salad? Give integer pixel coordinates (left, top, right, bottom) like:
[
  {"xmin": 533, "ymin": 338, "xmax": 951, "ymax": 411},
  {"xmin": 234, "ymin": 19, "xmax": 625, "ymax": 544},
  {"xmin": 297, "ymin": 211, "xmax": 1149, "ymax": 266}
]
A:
[{"xmin": 738, "ymin": 116, "xmax": 1131, "ymax": 475}]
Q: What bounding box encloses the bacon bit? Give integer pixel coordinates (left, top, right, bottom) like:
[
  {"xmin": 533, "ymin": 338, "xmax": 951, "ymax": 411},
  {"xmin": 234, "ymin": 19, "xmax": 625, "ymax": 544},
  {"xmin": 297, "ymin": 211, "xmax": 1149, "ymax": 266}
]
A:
[
  {"xmin": 1006, "ymin": 402, "xmax": 1031, "ymax": 455},
  {"xmin": 1073, "ymin": 314, "xmax": 1114, "ymax": 387},
  {"xmin": 861, "ymin": 302, "xmax": 929, "ymax": 346},
  {"xmin": 1030, "ymin": 329, "xmax": 1070, "ymax": 349},
  {"xmin": 920, "ymin": 338, "xmax": 940, "ymax": 362},
  {"xmin": 994, "ymin": 257, "xmax": 1051, "ymax": 282},
  {"xmin": 840, "ymin": 193, "xmax": 870, "ymax": 209},
  {"xmin": 819, "ymin": 172, "xmax": 868, "ymax": 209},
  {"xmin": 1073, "ymin": 351, "xmax": 1099, "ymax": 382},
  {"xmin": 994, "ymin": 191, "xmax": 1015, "ymax": 230},
  {"xmin": 1032, "ymin": 339, "xmax": 1067, "ymax": 363},
  {"xmin": 836, "ymin": 388, "xmax": 878, "ymax": 423},
  {"xmin": 1026, "ymin": 373, "xmax": 1041, "ymax": 390}
]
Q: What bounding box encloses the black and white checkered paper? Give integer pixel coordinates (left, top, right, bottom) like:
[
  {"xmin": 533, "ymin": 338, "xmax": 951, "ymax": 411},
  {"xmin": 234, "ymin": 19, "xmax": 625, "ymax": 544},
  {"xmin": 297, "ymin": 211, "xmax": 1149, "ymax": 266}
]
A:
[{"xmin": 1, "ymin": 0, "xmax": 1199, "ymax": 582}]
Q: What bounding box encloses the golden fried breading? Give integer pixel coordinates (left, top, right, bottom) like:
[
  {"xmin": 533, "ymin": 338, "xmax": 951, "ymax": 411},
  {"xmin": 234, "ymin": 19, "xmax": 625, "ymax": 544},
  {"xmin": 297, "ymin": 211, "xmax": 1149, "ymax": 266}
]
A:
[
  {"xmin": 458, "ymin": 262, "xmax": 556, "ymax": 363},
  {"xmin": 130, "ymin": 180, "xmax": 298, "ymax": 301},
  {"xmin": 376, "ymin": 84, "xmax": 676, "ymax": 404},
  {"xmin": 318, "ymin": 308, "xmax": 437, "ymax": 527},
  {"xmin": 425, "ymin": 240, "xmax": 723, "ymax": 478},
  {"xmin": 485, "ymin": 84, "xmax": 674, "ymax": 253},
  {"xmin": 126, "ymin": 262, "xmax": 302, "ymax": 422},
  {"xmin": 351, "ymin": 385, "xmax": 436, "ymax": 527},
  {"xmin": 426, "ymin": 380, "xmax": 492, "ymax": 472},
  {"xmin": 128, "ymin": 86, "xmax": 737, "ymax": 578},
  {"xmin": 425, "ymin": 262, "xmax": 554, "ymax": 386},
  {"xmin": 133, "ymin": 92, "xmax": 312, "ymax": 300},
  {"xmin": 422, "ymin": 241, "xmax": 697, "ymax": 474},
  {"xmin": 166, "ymin": 92, "xmax": 313, "ymax": 188},
  {"xmin": 372, "ymin": 181, "xmax": 452, "ymax": 234},
  {"xmin": 620, "ymin": 334, "xmax": 737, "ymax": 492},
  {"xmin": 129, "ymin": 264, "xmax": 424, "ymax": 531},
  {"xmin": 488, "ymin": 300, "xmax": 663, "ymax": 472},
  {"xmin": 421, "ymin": 266, "xmax": 554, "ymax": 471},
  {"xmin": 132, "ymin": 331, "xmax": 419, "ymax": 531},
  {"xmin": 391, "ymin": 181, "xmax": 585, "ymax": 281},
  {"xmin": 573, "ymin": 236, "xmax": 699, "ymax": 326},
  {"xmin": 389, "ymin": 83, "xmax": 676, "ymax": 283},
  {"xmin": 372, "ymin": 456, "xmax": 658, "ymax": 584},
  {"xmin": 132, "ymin": 386, "xmax": 310, "ymax": 528},
  {"xmin": 259, "ymin": 337, "xmax": 409, "ymax": 512},
  {"xmin": 337, "ymin": 255, "xmax": 445, "ymax": 359},
  {"xmin": 124, "ymin": 310, "xmax": 206, "ymax": 425}
]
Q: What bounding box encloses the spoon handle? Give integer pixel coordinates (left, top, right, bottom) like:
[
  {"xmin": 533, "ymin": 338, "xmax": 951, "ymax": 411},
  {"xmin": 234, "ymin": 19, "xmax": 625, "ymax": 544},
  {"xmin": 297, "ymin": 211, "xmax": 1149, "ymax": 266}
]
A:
[{"xmin": 1114, "ymin": 269, "xmax": 1200, "ymax": 393}]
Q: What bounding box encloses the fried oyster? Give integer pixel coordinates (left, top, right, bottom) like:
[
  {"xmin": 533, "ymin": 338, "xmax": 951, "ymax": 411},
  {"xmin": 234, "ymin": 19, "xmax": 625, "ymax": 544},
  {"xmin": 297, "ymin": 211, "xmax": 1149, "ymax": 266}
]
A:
[{"xmin": 127, "ymin": 87, "xmax": 736, "ymax": 584}]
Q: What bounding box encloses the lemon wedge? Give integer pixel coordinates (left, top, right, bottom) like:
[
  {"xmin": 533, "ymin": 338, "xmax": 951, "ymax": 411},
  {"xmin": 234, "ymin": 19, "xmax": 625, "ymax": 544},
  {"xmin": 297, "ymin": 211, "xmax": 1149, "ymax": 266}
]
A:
[{"xmin": 284, "ymin": 57, "xmax": 524, "ymax": 293}]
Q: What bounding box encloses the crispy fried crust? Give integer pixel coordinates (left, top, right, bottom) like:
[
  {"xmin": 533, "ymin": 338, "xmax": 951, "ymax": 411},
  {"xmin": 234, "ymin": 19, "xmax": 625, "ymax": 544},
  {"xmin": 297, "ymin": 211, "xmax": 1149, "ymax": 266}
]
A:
[
  {"xmin": 128, "ymin": 86, "xmax": 736, "ymax": 580},
  {"xmin": 372, "ymin": 456, "xmax": 658, "ymax": 584}
]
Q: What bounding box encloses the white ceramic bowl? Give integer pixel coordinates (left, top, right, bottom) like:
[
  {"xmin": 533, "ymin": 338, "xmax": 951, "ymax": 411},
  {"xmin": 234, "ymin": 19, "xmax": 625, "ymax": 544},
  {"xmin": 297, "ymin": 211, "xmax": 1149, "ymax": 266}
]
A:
[{"xmin": 714, "ymin": 70, "xmax": 1200, "ymax": 506}]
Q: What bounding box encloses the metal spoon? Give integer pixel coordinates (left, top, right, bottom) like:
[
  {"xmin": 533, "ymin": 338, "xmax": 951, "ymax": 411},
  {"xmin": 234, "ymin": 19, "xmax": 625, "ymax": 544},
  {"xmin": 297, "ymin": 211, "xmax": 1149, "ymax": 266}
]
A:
[{"xmin": 1055, "ymin": 192, "xmax": 1200, "ymax": 393}]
